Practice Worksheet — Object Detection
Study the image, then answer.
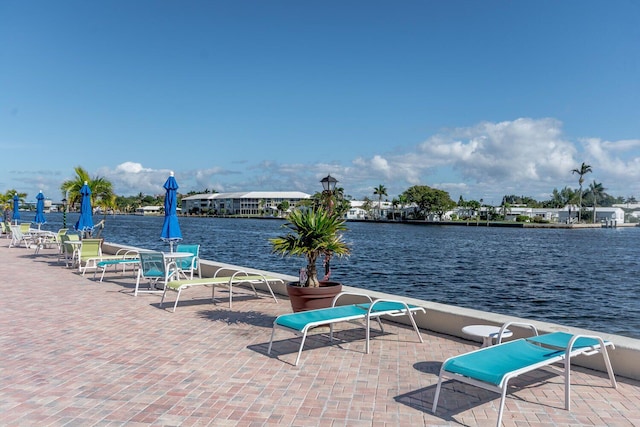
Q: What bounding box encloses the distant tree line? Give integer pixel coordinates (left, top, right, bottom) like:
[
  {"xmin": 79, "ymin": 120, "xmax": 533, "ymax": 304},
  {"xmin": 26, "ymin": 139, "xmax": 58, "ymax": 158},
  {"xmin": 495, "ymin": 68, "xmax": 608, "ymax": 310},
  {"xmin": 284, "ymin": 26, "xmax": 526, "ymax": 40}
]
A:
[{"xmin": 2, "ymin": 163, "xmax": 639, "ymax": 223}]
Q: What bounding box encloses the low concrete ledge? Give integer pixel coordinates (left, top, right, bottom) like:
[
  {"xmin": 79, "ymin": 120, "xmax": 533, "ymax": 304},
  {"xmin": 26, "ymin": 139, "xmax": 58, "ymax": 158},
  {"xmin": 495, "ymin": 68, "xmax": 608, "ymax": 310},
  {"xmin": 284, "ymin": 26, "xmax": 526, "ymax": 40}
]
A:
[
  {"xmin": 338, "ymin": 287, "xmax": 640, "ymax": 381},
  {"xmin": 103, "ymin": 241, "xmax": 640, "ymax": 381}
]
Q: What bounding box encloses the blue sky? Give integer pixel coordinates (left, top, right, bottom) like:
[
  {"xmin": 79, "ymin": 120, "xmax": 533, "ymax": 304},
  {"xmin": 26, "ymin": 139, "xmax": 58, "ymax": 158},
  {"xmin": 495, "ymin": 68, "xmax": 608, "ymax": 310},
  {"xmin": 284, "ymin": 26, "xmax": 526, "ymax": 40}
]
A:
[{"xmin": 2, "ymin": 0, "xmax": 639, "ymax": 204}]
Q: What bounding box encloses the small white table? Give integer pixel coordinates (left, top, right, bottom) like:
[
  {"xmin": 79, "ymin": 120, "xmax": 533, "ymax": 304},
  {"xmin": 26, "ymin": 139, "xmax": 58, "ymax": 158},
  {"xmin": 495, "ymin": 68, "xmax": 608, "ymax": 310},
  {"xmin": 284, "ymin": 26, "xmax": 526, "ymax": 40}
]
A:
[
  {"xmin": 462, "ymin": 324, "xmax": 513, "ymax": 347},
  {"xmin": 162, "ymin": 251, "xmax": 193, "ymax": 279},
  {"xmin": 29, "ymin": 230, "xmax": 56, "ymax": 254}
]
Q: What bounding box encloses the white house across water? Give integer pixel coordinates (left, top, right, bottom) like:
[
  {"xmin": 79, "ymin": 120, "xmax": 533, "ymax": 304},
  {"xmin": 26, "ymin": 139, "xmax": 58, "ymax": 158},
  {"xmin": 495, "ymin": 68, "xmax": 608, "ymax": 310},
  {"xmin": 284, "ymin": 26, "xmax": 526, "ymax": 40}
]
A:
[{"xmin": 181, "ymin": 191, "xmax": 311, "ymax": 216}]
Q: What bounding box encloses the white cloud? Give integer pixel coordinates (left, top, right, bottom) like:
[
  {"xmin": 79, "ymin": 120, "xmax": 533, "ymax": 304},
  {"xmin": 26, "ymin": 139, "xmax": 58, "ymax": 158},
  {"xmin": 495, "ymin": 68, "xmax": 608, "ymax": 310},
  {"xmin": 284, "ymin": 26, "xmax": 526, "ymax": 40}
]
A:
[
  {"xmin": 419, "ymin": 118, "xmax": 577, "ymax": 185},
  {"xmin": 582, "ymin": 138, "xmax": 640, "ymax": 185},
  {"xmin": 369, "ymin": 155, "xmax": 392, "ymax": 175},
  {"xmin": 15, "ymin": 118, "xmax": 639, "ymax": 203},
  {"xmin": 98, "ymin": 162, "xmax": 171, "ymax": 196},
  {"xmin": 334, "ymin": 118, "xmax": 582, "ymax": 200}
]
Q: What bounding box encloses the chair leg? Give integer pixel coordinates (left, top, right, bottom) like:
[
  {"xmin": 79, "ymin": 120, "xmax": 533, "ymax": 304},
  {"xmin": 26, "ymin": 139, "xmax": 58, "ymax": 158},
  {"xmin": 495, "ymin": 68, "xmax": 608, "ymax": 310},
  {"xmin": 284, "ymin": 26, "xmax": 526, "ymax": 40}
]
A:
[
  {"xmin": 267, "ymin": 328, "xmax": 276, "ymax": 355},
  {"xmin": 295, "ymin": 331, "xmax": 309, "ymax": 366},
  {"xmin": 497, "ymin": 386, "xmax": 509, "ymax": 427},
  {"xmin": 134, "ymin": 272, "xmax": 141, "ymax": 296},
  {"xmin": 160, "ymin": 288, "xmax": 167, "ymax": 307},
  {"xmin": 431, "ymin": 376, "xmax": 443, "ymax": 413},
  {"xmin": 172, "ymin": 290, "xmax": 181, "ymax": 312},
  {"xmin": 260, "ymin": 278, "xmax": 279, "ymax": 304}
]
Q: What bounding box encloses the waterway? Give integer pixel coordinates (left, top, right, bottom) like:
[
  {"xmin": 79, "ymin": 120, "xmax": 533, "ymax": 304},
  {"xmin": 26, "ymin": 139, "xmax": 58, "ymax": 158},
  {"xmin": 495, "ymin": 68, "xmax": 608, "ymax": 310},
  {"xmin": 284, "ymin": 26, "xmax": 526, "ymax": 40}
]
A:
[{"xmin": 39, "ymin": 212, "xmax": 640, "ymax": 339}]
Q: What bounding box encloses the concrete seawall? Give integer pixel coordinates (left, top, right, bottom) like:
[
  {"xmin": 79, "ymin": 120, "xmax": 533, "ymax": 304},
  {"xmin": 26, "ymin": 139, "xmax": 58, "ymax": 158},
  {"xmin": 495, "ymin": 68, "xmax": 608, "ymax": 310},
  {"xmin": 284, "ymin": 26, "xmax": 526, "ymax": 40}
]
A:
[{"xmin": 105, "ymin": 241, "xmax": 640, "ymax": 381}]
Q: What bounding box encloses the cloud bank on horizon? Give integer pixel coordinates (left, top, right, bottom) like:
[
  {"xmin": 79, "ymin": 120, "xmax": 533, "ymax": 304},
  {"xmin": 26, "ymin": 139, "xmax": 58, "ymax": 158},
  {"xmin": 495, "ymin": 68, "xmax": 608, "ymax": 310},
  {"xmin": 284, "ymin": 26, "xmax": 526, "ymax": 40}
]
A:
[
  {"xmin": 76, "ymin": 117, "xmax": 637, "ymax": 204},
  {"xmin": 4, "ymin": 117, "xmax": 639, "ymax": 204}
]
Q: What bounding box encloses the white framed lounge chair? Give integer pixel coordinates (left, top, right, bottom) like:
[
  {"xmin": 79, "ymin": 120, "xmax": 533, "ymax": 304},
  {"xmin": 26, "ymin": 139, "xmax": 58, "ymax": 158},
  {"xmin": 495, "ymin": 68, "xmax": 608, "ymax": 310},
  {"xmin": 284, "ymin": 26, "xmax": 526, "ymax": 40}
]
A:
[
  {"xmin": 431, "ymin": 322, "xmax": 617, "ymax": 427},
  {"xmin": 95, "ymin": 249, "xmax": 140, "ymax": 282},
  {"xmin": 267, "ymin": 292, "xmax": 426, "ymax": 366},
  {"xmin": 159, "ymin": 268, "xmax": 282, "ymax": 311}
]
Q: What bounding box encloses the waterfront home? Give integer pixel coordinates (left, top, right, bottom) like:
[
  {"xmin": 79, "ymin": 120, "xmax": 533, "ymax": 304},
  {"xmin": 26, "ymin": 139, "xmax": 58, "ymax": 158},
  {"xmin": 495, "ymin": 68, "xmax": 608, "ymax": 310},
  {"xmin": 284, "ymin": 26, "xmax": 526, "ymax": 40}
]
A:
[
  {"xmin": 181, "ymin": 191, "xmax": 310, "ymax": 216},
  {"xmin": 558, "ymin": 206, "xmax": 625, "ymax": 224},
  {"xmin": 135, "ymin": 205, "xmax": 163, "ymax": 215},
  {"xmin": 346, "ymin": 206, "xmax": 368, "ymax": 220}
]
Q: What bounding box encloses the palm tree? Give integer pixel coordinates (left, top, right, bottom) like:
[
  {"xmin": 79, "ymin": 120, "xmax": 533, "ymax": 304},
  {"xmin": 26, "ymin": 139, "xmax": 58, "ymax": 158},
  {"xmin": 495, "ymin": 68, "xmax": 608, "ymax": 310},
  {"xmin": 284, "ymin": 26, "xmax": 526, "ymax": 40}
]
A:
[
  {"xmin": 571, "ymin": 162, "xmax": 592, "ymax": 222},
  {"xmin": 2, "ymin": 190, "xmax": 27, "ymax": 223},
  {"xmin": 269, "ymin": 208, "xmax": 351, "ymax": 287},
  {"xmin": 398, "ymin": 194, "xmax": 408, "ymax": 220},
  {"xmin": 362, "ymin": 197, "xmax": 373, "ymax": 219},
  {"xmin": 588, "ymin": 181, "xmax": 605, "ymax": 223},
  {"xmin": 391, "ymin": 198, "xmax": 399, "ymax": 221},
  {"xmin": 550, "ymin": 188, "xmax": 564, "ymax": 208},
  {"xmin": 500, "ymin": 196, "xmax": 512, "ymax": 220},
  {"xmin": 60, "ymin": 166, "xmax": 115, "ymax": 212},
  {"xmin": 373, "ymin": 184, "xmax": 387, "ymax": 220}
]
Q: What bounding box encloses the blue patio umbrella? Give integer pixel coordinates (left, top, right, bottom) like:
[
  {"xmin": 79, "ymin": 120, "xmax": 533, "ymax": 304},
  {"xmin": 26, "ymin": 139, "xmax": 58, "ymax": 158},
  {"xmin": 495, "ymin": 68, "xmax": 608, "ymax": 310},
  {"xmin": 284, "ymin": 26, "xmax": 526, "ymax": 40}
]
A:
[
  {"xmin": 75, "ymin": 181, "xmax": 94, "ymax": 235},
  {"xmin": 161, "ymin": 172, "xmax": 182, "ymax": 251},
  {"xmin": 34, "ymin": 191, "xmax": 46, "ymax": 229},
  {"xmin": 12, "ymin": 193, "xmax": 20, "ymax": 223}
]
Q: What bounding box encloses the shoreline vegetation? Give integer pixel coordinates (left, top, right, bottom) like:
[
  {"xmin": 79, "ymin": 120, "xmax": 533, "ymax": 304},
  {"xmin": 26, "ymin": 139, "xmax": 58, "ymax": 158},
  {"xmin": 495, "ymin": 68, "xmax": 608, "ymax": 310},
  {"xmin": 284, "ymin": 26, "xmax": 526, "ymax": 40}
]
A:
[{"xmin": 115, "ymin": 212, "xmax": 638, "ymax": 229}]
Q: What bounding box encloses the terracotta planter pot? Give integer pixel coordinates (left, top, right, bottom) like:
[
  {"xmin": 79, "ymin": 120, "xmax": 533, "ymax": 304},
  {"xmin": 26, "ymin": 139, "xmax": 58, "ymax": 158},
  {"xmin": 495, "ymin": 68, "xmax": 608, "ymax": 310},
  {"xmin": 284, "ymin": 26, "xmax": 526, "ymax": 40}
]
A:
[{"xmin": 286, "ymin": 281, "xmax": 343, "ymax": 313}]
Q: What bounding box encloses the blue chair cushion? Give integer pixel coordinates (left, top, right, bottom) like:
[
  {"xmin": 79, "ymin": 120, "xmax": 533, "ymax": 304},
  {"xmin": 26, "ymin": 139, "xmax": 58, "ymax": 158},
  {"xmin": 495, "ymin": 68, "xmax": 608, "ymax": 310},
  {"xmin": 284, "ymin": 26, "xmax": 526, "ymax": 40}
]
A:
[
  {"xmin": 443, "ymin": 339, "xmax": 564, "ymax": 385},
  {"xmin": 276, "ymin": 305, "xmax": 367, "ymax": 332}
]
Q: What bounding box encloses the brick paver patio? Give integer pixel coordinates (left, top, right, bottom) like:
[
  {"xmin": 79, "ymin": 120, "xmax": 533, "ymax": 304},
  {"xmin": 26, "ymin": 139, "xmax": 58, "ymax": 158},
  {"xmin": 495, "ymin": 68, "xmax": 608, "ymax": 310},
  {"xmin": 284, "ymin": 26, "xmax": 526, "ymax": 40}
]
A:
[{"xmin": 2, "ymin": 244, "xmax": 639, "ymax": 426}]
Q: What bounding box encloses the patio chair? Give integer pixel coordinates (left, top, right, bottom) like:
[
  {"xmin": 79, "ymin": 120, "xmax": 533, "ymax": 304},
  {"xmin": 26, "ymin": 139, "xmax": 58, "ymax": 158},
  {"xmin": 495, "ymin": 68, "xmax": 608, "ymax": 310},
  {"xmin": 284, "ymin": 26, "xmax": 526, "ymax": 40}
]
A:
[
  {"xmin": 175, "ymin": 244, "xmax": 201, "ymax": 279},
  {"xmin": 8, "ymin": 225, "xmax": 33, "ymax": 248},
  {"xmin": 0, "ymin": 221, "xmax": 10, "ymax": 237},
  {"xmin": 95, "ymin": 249, "xmax": 140, "ymax": 282},
  {"xmin": 59, "ymin": 233, "xmax": 80, "ymax": 267},
  {"xmin": 431, "ymin": 322, "xmax": 617, "ymax": 427},
  {"xmin": 268, "ymin": 292, "xmax": 426, "ymax": 366},
  {"xmin": 77, "ymin": 238, "xmax": 103, "ymax": 274},
  {"xmin": 159, "ymin": 269, "xmax": 282, "ymax": 312},
  {"xmin": 78, "ymin": 239, "xmax": 136, "ymax": 276},
  {"xmin": 135, "ymin": 251, "xmax": 178, "ymax": 296},
  {"xmin": 51, "ymin": 228, "xmax": 68, "ymax": 253},
  {"xmin": 19, "ymin": 223, "xmax": 31, "ymax": 233}
]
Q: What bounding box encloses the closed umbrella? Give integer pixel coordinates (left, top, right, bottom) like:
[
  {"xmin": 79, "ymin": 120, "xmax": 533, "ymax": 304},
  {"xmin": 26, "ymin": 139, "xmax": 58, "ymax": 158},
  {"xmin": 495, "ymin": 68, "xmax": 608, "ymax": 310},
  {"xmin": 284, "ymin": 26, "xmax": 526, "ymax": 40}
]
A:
[
  {"xmin": 161, "ymin": 172, "xmax": 182, "ymax": 252},
  {"xmin": 34, "ymin": 191, "xmax": 46, "ymax": 229},
  {"xmin": 75, "ymin": 181, "xmax": 94, "ymax": 236},
  {"xmin": 12, "ymin": 193, "xmax": 20, "ymax": 224}
]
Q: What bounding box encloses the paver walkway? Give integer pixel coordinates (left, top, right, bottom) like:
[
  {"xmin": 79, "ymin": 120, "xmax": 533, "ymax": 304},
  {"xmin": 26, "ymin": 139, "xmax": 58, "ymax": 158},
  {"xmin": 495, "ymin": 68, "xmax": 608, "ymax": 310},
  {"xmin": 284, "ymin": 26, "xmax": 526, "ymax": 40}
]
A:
[{"xmin": 2, "ymin": 244, "xmax": 639, "ymax": 426}]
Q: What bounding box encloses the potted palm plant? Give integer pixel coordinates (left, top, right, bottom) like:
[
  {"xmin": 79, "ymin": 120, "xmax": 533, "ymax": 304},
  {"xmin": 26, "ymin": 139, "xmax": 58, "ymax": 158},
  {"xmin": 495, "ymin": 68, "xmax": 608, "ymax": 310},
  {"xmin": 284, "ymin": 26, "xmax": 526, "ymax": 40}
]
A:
[{"xmin": 270, "ymin": 207, "xmax": 351, "ymax": 312}]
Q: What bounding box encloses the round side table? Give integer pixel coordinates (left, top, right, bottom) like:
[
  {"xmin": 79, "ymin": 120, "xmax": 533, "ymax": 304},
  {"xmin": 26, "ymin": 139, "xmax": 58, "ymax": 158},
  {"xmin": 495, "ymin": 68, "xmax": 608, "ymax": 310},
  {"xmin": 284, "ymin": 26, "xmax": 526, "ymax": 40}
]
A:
[{"xmin": 462, "ymin": 324, "xmax": 513, "ymax": 347}]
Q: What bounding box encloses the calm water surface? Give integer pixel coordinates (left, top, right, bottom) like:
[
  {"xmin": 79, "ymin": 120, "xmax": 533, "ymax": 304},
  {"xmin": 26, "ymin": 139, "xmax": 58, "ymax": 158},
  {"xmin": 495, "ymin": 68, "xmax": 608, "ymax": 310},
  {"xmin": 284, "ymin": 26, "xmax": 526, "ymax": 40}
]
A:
[{"xmin": 42, "ymin": 213, "xmax": 640, "ymax": 339}]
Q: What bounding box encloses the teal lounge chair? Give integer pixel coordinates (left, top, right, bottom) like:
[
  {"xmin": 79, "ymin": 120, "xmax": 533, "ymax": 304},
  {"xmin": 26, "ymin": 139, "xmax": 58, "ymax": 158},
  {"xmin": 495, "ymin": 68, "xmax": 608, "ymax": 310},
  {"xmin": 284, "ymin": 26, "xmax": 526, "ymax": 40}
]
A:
[
  {"xmin": 268, "ymin": 292, "xmax": 426, "ymax": 366},
  {"xmin": 432, "ymin": 322, "xmax": 617, "ymax": 426},
  {"xmin": 95, "ymin": 249, "xmax": 140, "ymax": 282}
]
